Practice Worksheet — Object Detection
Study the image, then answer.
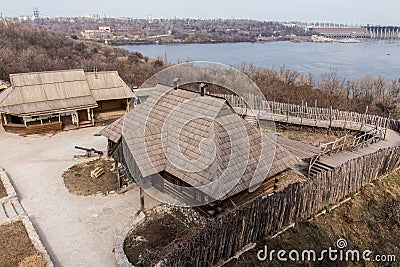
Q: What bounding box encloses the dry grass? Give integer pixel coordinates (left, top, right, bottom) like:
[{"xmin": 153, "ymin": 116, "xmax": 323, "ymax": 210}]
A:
[
  {"xmin": 227, "ymin": 169, "xmax": 400, "ymax": 266},
  {"xmin": 0, "ymin": 220, "xmax": 45, "ymax": 267},
  {"xmin": 276, "ymin": 127, "xmax": 337, "ymax": 147},
  {"xmin": 18, "ymin": 254, "xmax": 46, "ymax": 267}
]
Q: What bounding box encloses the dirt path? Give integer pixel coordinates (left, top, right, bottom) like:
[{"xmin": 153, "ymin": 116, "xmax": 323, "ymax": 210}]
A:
[{"xmin": 0, "ymin": 127, "xmax": 159, "ymax": 267}]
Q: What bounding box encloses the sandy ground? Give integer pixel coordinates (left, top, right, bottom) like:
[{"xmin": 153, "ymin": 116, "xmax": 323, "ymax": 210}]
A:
[{"xmin": 0, "ymin": 126, "xmax": 159, "ymax": 267}]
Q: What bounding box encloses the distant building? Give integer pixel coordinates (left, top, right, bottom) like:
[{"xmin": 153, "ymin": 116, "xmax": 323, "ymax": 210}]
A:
[
  {"xmin": 99, "ymin": 26, "xmax": 111, "ymax": 32},
  {"xmin": 81, "ymin": 27, "xmax": 112, "ymax": 39},
  {"xmin": 0, "ymin": 69, "xmax": 133, "ymax": 134},
  {"xmin": 310, "ymin": 27, "xmax": 367, "ymax": 38}
]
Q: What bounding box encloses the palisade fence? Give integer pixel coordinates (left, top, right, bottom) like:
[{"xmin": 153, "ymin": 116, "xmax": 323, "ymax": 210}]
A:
[
  {"xmin": 160, "ymin": 94, "xmax": 400, "ymax": 266},
  {"xmin": 164, "ymin": 146, "xmax": 400, "ymax": 267},
  {"xmin": 215, "ymin": 93, "xmax": 400, "ymax": 132}
]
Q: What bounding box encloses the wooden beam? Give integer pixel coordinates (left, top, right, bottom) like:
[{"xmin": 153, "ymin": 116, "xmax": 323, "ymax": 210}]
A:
[
  {"xmin": 91, "ymin": 109, "xmax": 94, "ymax": 126},
  {"xmin": 116, "ymin": 162, "xmax": 121, "ymax": 192},
  {"xmin": 126, "ymin": 98, "xmax": 130, "ymax": 112},
  {"xmin": 140, "ymin": 187, "xmax": 145, "ymax": 211},
  {"xmin": 2, "ymin": 114, "xmax": 7, "ymax": 125},
  {"xmin": 76, "ymin": 111, "xmax": 79, "ymax": 127}
]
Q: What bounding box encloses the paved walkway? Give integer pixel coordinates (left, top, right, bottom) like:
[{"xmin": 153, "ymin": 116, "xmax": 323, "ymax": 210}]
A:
[{"xmin": 0, "ymin": 126, "xmax": 159, "ymax": 267}]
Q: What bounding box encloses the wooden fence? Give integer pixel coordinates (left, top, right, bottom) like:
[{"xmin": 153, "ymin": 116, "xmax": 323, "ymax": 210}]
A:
[
  {"xmin": 161, "ymin": 95, "xmax": 400, "ymax": 266},
  {"xmin": 215, "ymin": 93, "xmax": 400, "ymax": 132},
  {"xmin": 164, "ymin": 145, "xmax": 400, "ymax": 266}
]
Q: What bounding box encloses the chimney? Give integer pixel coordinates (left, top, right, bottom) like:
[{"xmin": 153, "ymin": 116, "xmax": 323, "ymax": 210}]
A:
[
  {"xmin": 173, "ymin": 78, "xmax": 180, "ymax": 90},
  {"xmin": 199, "ymin": 83, "xmax": 207, "ymax": 96}
]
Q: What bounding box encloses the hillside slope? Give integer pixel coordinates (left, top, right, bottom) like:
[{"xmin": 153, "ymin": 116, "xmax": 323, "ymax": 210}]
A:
[
  {"xmin": 227, "ymin": 169, "xmax": 400, "ymax": 266},
  {"xmin": 0, "ymin": 22, "xmax": 165, "ymax": 87}
]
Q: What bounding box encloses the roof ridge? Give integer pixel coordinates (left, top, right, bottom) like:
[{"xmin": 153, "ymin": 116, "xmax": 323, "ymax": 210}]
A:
[
  {"xmin": 9, "ymin": 69, "xmax": 84, "ymax": 77},
  {"xmin": 85, "ymin": 70, "xmax": 118, "ymax": 74}
]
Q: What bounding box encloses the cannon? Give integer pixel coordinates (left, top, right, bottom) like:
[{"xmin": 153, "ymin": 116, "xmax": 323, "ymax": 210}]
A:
[{"xmin": 75, "ymin": 146, "xmax": 104, "ymax": 157}]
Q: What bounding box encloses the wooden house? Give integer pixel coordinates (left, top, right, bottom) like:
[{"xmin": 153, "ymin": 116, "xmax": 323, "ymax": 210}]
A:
[
  {"xmin": 86, "ymin": 71, "xmax": 133, "ymax": 112},
  {"xmin": 101, "ymin": 84, "xmax": 299, "ymax": 212},
  {"xmin": 0, "ymin": 69, "xmax": 133, "ymax": 134}
]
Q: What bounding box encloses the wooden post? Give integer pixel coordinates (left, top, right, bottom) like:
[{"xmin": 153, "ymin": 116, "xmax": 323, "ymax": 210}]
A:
[
  {"xmin": 91, "ymin": 109, "xmax": 95, "ymax": 126},
  {"xmin": 2, "ymin": 114, "xmax": 7, "ymax": 125},
  {"xmin": 384, "ymin": 113, "xmax": 391, "ymax": 140},
  {"xmin": 314, "ymin": 100, "xmax": 317, "ymax": 126},
  {"xmin": 286, "ymin": 101, "xmax": 289, "ymax": 122},
  {"xmin": 140, "ymin": 187, "xmax": 145, "ymax": 211},
  {"xmin": 116, "ymin": 162, "xmax": 121, "ymax": 192},
  {"xmin": 126, "ymin": 99, "xmax": 130, "ymax": 112},
  {"xmin": 300, "ymin": 100, "xmax": 304, "ymax": 127},
  {"xmin": 305, "ymin": 102, "xmax": 308, "ymax": 119},
  {"xmin": 361, "ymin": 106, "xmax": 368, "ymax": 130},
  {"xmin": 329, "ymin": 106, "xmax": 333, "ymax": 129},
  {"xmin": 40, "ymin": 116, "xmax": 43, "ymax": 125},
  {"xmin": 23, "ymin": 117, "xmax": 27, "ymax": 127},
  {"xmin": 76, "ymin": 111, "xmax": 79, "ymax": 127},
  {"xmin": 58, "ymin": 113, "xmax": 61, "ymax": 123}
]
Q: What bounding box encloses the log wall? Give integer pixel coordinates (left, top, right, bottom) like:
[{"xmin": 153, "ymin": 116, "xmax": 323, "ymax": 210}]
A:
[{"xmin": 3, "ymin": 122, "xmax": 62, "ymax": 135}]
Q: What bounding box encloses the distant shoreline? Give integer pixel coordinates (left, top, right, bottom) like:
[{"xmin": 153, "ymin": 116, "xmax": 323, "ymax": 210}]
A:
[{"xmin": 108, "ymin": 37, "xmax": 312, "ymax": 46}]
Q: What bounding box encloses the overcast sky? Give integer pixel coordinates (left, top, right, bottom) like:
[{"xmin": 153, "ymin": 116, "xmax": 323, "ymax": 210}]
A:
[{"xmin": 1, "ymin": 0, "xmax": 399, "ymax": 25}]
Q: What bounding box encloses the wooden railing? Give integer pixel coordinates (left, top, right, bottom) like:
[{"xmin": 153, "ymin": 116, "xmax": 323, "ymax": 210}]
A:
[
  {"xmin": 351, "ymin": 128, "xmax": 385, "ymax": 150},
  {"xmin": 215, "ymin": 93, "xmax": 398, "ymax": 131},
  {"xmin": 307, "ymin": 127, "xmax": 386, "ymax": 177},
  {"xmin": 308, "ymin": 136, "xmax": 348, "ymax": 177}
]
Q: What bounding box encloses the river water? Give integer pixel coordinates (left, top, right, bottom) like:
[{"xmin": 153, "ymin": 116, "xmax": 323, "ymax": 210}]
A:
[{"xmin": 121, "ymin": 40, "xmax": 400, "ymax": 80}]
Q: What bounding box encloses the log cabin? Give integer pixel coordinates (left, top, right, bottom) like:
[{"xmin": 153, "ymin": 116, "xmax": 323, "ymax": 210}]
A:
[{"xmin": 101, "ymin": 84, "xmax": 300, "ymax": 214}]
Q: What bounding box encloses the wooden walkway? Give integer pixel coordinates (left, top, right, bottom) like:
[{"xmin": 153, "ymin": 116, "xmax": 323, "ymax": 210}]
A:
[
  {"xmin": 319, "ymin": 129, "xmax": 400, "ymax": 168},
  {"xmin": 234, "ymin": 107, "xmax": 400, "ymax": 169}
]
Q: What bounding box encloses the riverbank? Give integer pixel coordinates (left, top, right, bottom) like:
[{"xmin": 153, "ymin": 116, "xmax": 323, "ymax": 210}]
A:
[{"xmin": 107, "ymin": 35, "xmax": 311, "ymax": 46}]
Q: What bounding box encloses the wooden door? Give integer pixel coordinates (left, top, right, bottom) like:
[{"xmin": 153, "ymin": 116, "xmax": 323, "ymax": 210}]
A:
[{"xmin": 77, "ymin": 109, "xmax": 88, "ymax": 122}]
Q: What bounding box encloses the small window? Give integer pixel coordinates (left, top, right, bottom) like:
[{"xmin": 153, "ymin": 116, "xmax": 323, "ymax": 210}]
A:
[{"xmin": 194, "ymin": 190, "xmax": 202, "ymax": 202}]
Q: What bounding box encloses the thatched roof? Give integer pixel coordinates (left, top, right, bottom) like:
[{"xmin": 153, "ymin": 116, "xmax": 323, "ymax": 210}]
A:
[
  {"xmin": 102, "ymin": 84, "xmax": 299, "ymax": 200},
  {"xmin": 0, "ymin": 69, "xmax": 97, "ymax": 116},
  {"xmin": 85, "ymin": 71, "xmax": 133, "ymax": 101}
]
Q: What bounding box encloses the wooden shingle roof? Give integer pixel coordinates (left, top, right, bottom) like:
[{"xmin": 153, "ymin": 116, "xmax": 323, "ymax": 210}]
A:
[
  {"xmin": 0, "ymin": 69, "xmax": 97, "ymax": 116},
  {"xmin": 85, "ymin": 71, "xmax": 133, "ymax": 101},
  {"xmin": 102, "ymin": 84, "xmax": 299, "ymax": 200}
]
